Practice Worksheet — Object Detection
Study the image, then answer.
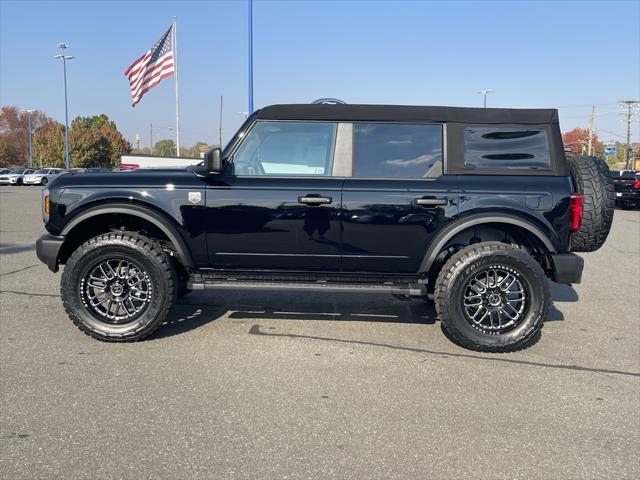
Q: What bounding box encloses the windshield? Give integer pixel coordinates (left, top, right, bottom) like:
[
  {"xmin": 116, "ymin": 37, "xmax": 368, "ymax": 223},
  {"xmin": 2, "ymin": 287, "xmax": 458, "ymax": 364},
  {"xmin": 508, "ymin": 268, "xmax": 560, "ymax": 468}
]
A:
[
  {"xmin": 10, "ymin": 169, "xmax": 26, "ymax": 174},
  {"xmin": 34, "ymin": 169, "xmax": 48, "ymax": 174}
]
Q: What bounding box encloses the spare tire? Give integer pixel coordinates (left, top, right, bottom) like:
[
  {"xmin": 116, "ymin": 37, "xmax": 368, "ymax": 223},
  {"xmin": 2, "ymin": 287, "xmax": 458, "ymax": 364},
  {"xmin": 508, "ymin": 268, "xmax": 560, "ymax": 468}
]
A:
[{"xmin": 567, "ymin": 155, "xmax": 614, "ymax": 252}]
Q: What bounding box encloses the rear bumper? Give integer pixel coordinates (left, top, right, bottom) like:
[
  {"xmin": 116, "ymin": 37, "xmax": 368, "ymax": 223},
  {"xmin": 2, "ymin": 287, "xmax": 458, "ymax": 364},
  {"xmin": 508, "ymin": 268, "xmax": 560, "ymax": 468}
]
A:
[
  {"xmin": 615, "ymin": 191, "xmax": 640, "ymax": 203},
  {"xmin": 549, "ymin": 253, "xmax": 584, "ymax": 284},
  {"xmin": 36, "ymin": 234, "xmax": 64, "ymax": 272}
]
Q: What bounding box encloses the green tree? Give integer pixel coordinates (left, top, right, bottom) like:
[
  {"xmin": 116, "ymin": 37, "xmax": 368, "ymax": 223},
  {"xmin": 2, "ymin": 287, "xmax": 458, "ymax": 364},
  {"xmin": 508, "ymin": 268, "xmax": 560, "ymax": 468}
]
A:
[
  {"xmin": 71, "ymin": 114, "xmax": 116, "ymax": 131},
  {"xmin": 154, "ymin": 139, "xmax": 176, "ymax": 157},
  {"xmin": 29, "ymin": 113, "xmax": 131, "ymax": 169}
]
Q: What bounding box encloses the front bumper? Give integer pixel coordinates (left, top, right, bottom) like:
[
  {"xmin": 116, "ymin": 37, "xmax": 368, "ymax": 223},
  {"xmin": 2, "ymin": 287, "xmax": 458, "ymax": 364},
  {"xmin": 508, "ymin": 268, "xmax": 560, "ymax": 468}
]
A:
[
  {"xmin": 549, "ymin": 253, "xmax": 584, "ymax": 284},
  {"xmin": 23, "ymin": 177, "xmax": 43, "ymax": 185},
  {"xmin": 0, "ymin": 178, "xmax": 18, "ymax": 184},
  {"xmin": 36, "ymin": 234, "xmax": 64, "ymax": 272}
]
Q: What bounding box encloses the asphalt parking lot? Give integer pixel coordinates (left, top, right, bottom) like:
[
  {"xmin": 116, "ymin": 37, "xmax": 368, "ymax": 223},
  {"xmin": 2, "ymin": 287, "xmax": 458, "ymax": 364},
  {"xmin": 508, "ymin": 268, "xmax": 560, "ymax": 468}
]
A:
[{"xmin": 1, "ymin": 185, "xmax": 638, "ymax": 480}]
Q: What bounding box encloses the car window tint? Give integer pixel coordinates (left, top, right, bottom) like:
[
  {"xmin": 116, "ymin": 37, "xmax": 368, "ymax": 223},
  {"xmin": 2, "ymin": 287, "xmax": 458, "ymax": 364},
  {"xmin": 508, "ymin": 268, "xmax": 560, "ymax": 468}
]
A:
[
  {"xmin": 464, "ymin": 128, "xmax": 550, "ymax": 169},
  {"xmin": 233, "ymin": 121, "xmax": 336, "ymax": 176},
  {"xmin": 353, "ymin": 123, "xmax": 443, "ymax": 178}
]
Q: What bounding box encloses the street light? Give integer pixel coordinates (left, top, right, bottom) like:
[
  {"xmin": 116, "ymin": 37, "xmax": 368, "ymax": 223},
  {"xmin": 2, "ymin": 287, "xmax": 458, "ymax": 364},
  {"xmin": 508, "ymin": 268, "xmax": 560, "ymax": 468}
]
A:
[
  {"xmin": 478, "ymin": 89, "xmax": 493, "ymax": 108},
  {"xmin": 55, "ymin": 43, "xmax": 75, "ymax": 170},
  {"xmin": 22, "ymin": 109, "xmax": 35, "ymax": 168}
]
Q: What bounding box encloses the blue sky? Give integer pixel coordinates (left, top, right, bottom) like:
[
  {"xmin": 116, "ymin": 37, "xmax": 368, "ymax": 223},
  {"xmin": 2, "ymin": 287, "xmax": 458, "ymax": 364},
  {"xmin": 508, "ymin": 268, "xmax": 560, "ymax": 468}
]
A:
[{"xmin": 1, "ymin": 0, "xmax": 638, "ymax": 149}]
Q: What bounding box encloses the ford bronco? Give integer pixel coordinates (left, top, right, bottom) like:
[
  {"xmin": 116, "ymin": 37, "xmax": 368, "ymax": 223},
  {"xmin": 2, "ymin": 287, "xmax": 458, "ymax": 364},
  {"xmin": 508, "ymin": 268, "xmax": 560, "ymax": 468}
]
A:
[{"xmin": 35, "ymin": 104, "xmax": 614, "ymax": 351}]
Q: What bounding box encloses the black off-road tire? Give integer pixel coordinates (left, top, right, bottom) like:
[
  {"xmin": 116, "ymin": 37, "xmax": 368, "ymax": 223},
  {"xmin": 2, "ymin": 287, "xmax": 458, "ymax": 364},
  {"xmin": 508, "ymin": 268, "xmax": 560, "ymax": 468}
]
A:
[
  {"xmin": 434, "ymin": 242, "xmax": 549, "ymax": 353},
  {"xmin": 567, "ymin": 155, "xmax": 614, "ymax": 252},
  {"xmin": 60, "ymin": 232, "xmax": 176, "ymax": 342}
]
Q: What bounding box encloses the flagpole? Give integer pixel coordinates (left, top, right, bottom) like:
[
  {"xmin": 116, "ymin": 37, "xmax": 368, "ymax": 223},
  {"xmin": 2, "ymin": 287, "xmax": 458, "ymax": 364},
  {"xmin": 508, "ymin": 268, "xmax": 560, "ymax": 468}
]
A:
[{"xmin": 173, "ymin": 16, "xmax": 181, "ymax": 156}]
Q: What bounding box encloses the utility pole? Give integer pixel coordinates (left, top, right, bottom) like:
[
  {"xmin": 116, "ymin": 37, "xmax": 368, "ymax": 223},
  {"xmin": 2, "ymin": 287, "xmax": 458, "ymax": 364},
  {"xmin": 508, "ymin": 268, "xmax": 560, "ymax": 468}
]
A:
[
  {"xmin": 620, "ymin": 100, "xmax": 639, "ymax": 170},
  {"xmin": 587, "ymin": 105, "xmax": 595, "ymax": 156},
  {"xmin": 150, "ymin": 123, "xmax": 154, "ymax": 155},
  {"xmin": 135, "ymin": 132, "xmax": 140, "ymax": 151},
  {"xmin": 219, "ymin": 95, "xmax": 223, "ymax": 147}
]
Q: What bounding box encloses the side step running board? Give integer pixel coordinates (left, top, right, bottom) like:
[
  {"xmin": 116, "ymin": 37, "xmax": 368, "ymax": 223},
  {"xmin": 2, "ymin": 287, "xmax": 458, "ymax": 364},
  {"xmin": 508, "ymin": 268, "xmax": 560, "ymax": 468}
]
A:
[{"xmin": 187, "ymin": 279, "xmax": 426, "ymax": 296}]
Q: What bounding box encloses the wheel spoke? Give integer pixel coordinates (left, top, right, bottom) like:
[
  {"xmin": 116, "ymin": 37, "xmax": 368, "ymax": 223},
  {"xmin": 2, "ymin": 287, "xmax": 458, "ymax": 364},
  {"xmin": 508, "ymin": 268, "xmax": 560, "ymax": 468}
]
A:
[
  {"xmin": 462, "ymin": 266, "xmax": 527, "ymax": 334},
  {"xmin": 81, "ymin": 257, "xmax": 152, "ymax": 323}
]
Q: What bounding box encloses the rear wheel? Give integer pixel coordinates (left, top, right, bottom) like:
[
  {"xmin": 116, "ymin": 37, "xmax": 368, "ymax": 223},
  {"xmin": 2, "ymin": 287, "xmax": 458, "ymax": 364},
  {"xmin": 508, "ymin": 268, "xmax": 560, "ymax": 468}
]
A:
[
  {"xmin": 434, "ymin": 242, "xmax": 548, "ymax": 352},
  {"xmin": 61, "ymin": 232, "xmax": 176, "ymax": 341},
  {"xmin": 568, "ymin": 155, "xmax": 614, "ymax": 252}
]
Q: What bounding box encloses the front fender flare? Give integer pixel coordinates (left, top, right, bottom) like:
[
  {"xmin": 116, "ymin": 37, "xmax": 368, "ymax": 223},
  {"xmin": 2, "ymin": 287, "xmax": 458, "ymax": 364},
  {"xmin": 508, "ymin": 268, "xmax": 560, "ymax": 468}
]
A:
[
  {"xmin": 419, "ymin": 213, "xmax": 556, "ymax": 274},
  {"xmin": 60, "ymin": 203, "xmax": 194, "ymax": 267}
]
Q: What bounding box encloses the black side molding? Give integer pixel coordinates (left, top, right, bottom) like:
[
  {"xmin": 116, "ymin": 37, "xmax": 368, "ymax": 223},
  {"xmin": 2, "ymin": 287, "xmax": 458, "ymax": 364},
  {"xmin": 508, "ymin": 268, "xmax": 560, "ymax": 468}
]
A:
[
  {"xmin": 36, "ymin": 234, "xmax": 64, "ymax": 272},
  {"xmin": 549, "ymin": 253, "xmax": 584, "ymax": 284}
]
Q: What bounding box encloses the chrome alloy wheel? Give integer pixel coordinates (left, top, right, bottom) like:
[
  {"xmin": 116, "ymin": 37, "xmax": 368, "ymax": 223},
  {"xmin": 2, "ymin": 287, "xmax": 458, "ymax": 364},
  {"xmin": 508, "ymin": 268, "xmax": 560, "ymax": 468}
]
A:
[
  {"xmin": 80, "ymin": 258, "xmax": 152, "ymax": 323},
  {"xmin": 462, "ymin": 265, "xmax": 527, "ymax": 334}
]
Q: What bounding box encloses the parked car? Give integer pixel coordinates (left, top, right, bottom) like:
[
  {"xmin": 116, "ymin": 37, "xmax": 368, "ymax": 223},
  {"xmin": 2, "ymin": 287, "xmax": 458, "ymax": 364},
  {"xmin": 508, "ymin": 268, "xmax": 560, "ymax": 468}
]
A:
[
  {"xmin": 0, "ymin": 168, "xmax": 13, "ymax": 175},
  {"xmin": 35, "ymin": 103, "xmax": 614, "ymax": 352},
  {"xmin": 23, "ymin": 168, "xmax": 65, "ymax": 186},
  {"xmin": 610, "ymin": 170, "xmax": 640, "ymax": 209},
  {"xmin": 0, "ymin": 168, "xmax": 37, "ymax": 185}
]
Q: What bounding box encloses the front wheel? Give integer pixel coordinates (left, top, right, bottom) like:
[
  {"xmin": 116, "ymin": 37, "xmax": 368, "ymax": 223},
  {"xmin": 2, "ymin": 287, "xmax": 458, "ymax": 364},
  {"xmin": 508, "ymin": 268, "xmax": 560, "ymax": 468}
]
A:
[
  {"xmin": 61, "ymin": 232, "xmax": 176, "ymax": 341},
  {"xmin": 434, "ymin": 242, "xmax": 549, "ymax": 352}
]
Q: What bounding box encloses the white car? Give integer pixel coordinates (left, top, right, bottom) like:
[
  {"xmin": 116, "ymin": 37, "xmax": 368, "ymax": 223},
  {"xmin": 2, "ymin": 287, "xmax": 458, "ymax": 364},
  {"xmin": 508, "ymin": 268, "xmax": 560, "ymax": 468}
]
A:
[
  {"xmin": 0, "ymin": 168, "xmax": 37, "ymax": 185},
  {"xmin": 23, "ymin": 168, "xmax": 65, "ymax": 186}
]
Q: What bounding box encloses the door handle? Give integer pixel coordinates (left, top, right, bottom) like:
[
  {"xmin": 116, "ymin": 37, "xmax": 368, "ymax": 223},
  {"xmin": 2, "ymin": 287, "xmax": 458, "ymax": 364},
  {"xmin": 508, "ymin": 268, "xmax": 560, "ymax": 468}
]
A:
[
  {"xmin": 298, "ymin": 195, "xmax": 332, "ymax": 205},
  {"xmin": 414, "ymin": 197, "xmax": 448, "ymax": 207}
]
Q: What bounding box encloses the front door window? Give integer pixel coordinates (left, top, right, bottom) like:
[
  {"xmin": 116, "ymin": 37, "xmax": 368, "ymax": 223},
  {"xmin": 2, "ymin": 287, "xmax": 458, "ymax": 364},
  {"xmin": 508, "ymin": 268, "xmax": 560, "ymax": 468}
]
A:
[{"xmin": 233, "ymin": 121, "xmax": 336, "ymax": 176}]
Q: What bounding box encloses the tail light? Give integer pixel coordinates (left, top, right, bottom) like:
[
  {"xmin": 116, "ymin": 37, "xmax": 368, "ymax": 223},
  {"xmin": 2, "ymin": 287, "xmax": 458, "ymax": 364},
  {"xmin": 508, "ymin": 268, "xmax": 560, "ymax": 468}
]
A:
[
  {"xmin": 633, "ymin": 180, "xmax": 640, "ymax": 189},
  {"xmin": 569, "ymin": 194, "xmax": 583, "ymax": 233}
]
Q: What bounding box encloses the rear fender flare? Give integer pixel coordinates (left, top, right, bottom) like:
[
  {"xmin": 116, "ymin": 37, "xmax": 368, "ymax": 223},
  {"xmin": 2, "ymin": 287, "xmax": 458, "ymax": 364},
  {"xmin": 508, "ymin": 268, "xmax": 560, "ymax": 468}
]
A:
[
  {"xmin": 60, "ymin": 203, "xmax": 194, "ymax": 267},
  {"xmin": 419, "ymin": 213, "xmax": 556, "ymax": 274}
]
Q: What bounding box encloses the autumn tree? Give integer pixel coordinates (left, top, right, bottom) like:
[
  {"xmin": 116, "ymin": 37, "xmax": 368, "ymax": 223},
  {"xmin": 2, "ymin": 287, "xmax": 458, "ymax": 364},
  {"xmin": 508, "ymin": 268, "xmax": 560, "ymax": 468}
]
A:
[
  {"xmin": 0, "ymin": 106, "xmax": 50, "ymax": 167},
  {"xmin": 32, "ymin": 120, "xmax": 66, "ymax": 168},
  {"xmin": 562, "ymin": 127, "xmax": 604, "ymax": 157},
  {"xmin": 30, "ymin": 114, "xmax": 131, "ymax": 168}
]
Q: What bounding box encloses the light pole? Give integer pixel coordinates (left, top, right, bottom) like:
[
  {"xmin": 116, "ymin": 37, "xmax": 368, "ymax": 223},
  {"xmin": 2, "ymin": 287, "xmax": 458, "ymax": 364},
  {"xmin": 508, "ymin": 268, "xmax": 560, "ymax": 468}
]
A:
[
  {"xmin": 22, "ymin": 109, "xmax": 35, "ymax": 168},
  {"xmin": 248, "ymin": 0, "xmax": 254, "ymax": 114},
  {"xmin": 55, "ymin": 43, "xmax": 74, "ymax": 170},
  {"xmin": 478, "ymin": 89, "xmax": 493, "ymax": 108}
]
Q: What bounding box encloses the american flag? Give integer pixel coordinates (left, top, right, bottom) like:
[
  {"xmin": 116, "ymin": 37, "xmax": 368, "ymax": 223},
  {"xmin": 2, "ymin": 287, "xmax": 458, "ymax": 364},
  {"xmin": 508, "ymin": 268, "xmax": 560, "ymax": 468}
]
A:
[{"xmin": 125, "ymin": 25, "xmax": 175, "ymax": 107}]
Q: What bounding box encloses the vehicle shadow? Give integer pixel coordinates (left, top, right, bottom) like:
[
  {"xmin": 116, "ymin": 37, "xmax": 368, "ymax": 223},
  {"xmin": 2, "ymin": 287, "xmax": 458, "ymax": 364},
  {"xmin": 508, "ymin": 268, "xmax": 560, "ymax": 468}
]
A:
[
  {"xmin": 152, "ymin": 281, "xmax": 578, "ymax": 340},
  {"xmin": 150, "ymin": 302, "xmax": 228, "ymax": 339},
  {"xmin": 0, "ymin": 243, "xmax": 35, "ymax": 255},
  {"xmin": 547, "ymin": 280, "xmax": 579, "ymax": 322}
]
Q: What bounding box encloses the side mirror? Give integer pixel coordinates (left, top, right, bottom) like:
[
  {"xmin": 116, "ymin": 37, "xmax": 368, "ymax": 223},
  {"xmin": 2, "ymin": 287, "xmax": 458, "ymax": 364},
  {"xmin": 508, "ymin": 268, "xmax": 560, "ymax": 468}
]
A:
[{"xmin": 204, "ymin": 147, "xmax": 223, "ymax": 174}]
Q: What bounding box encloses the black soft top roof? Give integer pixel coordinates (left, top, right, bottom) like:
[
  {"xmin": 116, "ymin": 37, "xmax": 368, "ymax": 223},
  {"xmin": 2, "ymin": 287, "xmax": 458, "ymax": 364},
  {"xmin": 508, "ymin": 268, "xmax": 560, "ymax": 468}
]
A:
[{"xmin": 255, "ymin": 104, "xmax": 559, "ymax": 125}]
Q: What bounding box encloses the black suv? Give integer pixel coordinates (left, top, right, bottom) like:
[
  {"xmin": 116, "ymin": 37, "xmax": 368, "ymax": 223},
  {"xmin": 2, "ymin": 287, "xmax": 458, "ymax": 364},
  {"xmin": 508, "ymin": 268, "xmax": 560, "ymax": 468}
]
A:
[{"xmin": 35, "ymin": 104, "xmax": 614, "ymax": 351}]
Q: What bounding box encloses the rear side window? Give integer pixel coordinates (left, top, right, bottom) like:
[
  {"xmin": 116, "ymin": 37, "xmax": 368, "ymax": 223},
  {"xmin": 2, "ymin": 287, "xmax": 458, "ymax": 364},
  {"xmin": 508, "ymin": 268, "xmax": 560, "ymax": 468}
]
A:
[
  {"xmin": 353, "ymin": 123, "xmax": 442, "ymax": 178},
  {"xmin": 464, "ymin": 128, "xmax": 550, "ymax": 170}
]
